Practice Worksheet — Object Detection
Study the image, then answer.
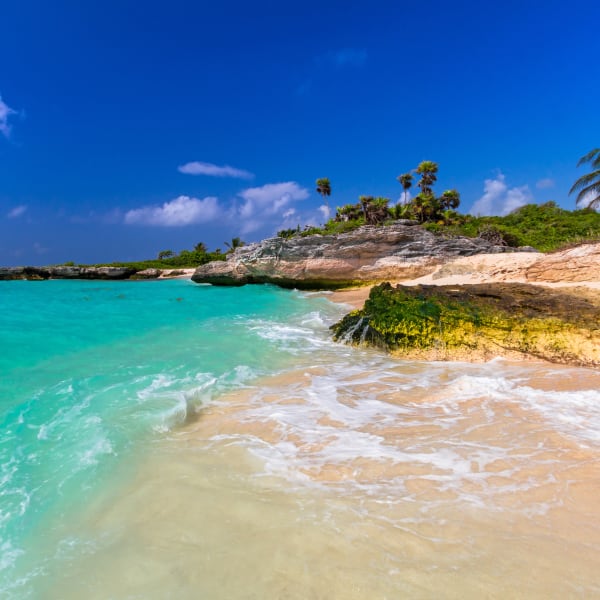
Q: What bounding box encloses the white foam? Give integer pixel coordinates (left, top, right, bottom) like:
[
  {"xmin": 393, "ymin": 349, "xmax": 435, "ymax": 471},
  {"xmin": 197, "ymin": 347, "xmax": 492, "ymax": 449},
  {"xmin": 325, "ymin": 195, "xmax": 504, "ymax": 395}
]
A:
[
  {"xmin": 515, "ymin": 385, "xmax": 600, "ymax": 446},
  {"xmin": 201, "ymin": 357, "xmax": 600, "ymax": 518},
  {"xmin": 78, "ymin": 436, "xmax": 114, "ymax": 466}
]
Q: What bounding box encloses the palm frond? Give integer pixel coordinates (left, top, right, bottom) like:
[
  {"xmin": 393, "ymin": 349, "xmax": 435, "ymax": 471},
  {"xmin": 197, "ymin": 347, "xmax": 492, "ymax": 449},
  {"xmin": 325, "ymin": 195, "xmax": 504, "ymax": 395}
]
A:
[
  {"xmin": 576, "ymin": 148, "xmax": 600, "ymax": 167},
  {"xmin": 569, "ymin": 169, "xmax": 600, "ymax": 194},
  {"xmin": 588, "ymin": 196, "xmax": 600, "ymax": 210},
  {"xmin": 575, "ymin": 181, "xmax": 600, "ymax": 208}
]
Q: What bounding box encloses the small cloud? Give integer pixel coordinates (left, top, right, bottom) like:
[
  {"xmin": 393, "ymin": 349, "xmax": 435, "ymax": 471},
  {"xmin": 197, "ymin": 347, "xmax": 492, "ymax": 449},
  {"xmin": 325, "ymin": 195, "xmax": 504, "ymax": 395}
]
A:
[
  {"xmin": 7, "ymin": 205, "xmax": 27, "ymax": 218},
  {"xmin": 237, "ymin": 182, "xmax": 309, "ymax": 234},
  {"xmin": 324, "ymin": 48, "xmax": 368, "ymax": 68},
  {"xmin": 33, "ymin": 242, "xmax": 48, "ymax": 255},
  {"xmin": 178, "ymin": 161, "xmax": 254, "ymax": 179},
  {"xmin": 318, "ymin": 205, "xmax": 331, "ymax": 220},
  {"xmin": 124, "ymin": 195, "xmax": 221, "ymax": 226},
  {"xmin": 575, "ymin": 189, "xmax": 600, "ymax": 210},
  {"xmin": 0, "ymin": 94, "xmax": 18, "ymax": 138},
  {"xmin": 470, "ymin": 173, "xmax": 533, "ymax": 216},
  {"xmin": 536, "ymin": 178, "xmax": 555, "ymax": 190},
  {"xmin": 397, "ymin": 190, "xmax": 413, "ymax": 205}
]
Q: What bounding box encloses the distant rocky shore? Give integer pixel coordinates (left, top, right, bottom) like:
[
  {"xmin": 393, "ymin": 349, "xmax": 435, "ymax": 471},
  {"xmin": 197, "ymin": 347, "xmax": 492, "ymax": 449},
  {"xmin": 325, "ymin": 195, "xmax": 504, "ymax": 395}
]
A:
[{"xmin": 0, "ymin": 265, "xmax": 194, "ymax": 280}]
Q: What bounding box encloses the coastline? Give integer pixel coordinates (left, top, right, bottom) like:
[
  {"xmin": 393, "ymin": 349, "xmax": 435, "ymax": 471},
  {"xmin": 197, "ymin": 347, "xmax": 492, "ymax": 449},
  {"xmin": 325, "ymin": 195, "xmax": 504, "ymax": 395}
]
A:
[
  {"xmin": 4, "ymin": 277, "xmax": 600, "ymax": 597},
  {"xmin": 327, "ymin": 251, "xmax": 600, "ymax": 310}
]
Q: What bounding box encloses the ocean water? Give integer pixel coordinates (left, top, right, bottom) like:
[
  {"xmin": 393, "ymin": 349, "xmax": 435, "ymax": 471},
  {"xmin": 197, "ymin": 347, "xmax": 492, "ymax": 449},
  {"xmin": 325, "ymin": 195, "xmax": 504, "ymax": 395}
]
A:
[{"xmin": 1, "ymin": 279, "xmax": 600, "ymax": 598}]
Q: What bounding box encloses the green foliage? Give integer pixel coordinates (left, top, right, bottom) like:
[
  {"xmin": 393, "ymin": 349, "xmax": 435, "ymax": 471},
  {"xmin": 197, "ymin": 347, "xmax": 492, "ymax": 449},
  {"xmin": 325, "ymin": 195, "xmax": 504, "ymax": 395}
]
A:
[
  {"xmin": 423, "ymin": 202, "xmax": 600, "ymax": 251},
  {"xmin": 88, "ymin": 242, "xmax": 226, "ymax": 270},
  {"xmin": 335, "ymin": 203, "xmax": 364, "ymax": 222},
  {"xmin": 395, "ymin": 162, "xmax": 461, "ymax": 223},
  {"xmin": 415, "ymin": 161, "xmax": 439, "ymax": 196},
  {"xmin": 224, "ymin": 237, "xmax": 245, "ymax": 253},
  {"xmin": 359, "ymin": 196, "xmax": 391, "ymax": 225},
  {"xmin": 316, "ymin": 177, "xmax": 331, "ymax": 202},
  {"xmin": 397, "ymin": 172, "xmax": 414, "ymax": 205},
  {"xmin": 277, "ymin": 227, "xmax": 299, "ymax": 239},
  {"xmin": 324, "ymin": 218, "xmax": 366, "ymax": 234}
]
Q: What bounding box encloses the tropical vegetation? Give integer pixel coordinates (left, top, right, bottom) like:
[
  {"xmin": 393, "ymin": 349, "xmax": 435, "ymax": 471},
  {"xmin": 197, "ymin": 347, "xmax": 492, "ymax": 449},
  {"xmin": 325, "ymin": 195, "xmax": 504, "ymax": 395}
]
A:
[
  {"xmin": 315, "ymin": 177, "xmax": 331, "ymax": 209},
  {"xmin": 66, "ymin": 242, "xmax": 228, "ymax": 271}
]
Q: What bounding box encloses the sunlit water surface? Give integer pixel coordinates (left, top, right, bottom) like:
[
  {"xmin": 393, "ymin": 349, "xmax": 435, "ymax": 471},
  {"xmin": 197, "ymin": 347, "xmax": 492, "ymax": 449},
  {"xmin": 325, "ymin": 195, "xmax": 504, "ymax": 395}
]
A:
[{"xmin": 1, "ymin": 280, "xmax": 600, "ymax": 598}]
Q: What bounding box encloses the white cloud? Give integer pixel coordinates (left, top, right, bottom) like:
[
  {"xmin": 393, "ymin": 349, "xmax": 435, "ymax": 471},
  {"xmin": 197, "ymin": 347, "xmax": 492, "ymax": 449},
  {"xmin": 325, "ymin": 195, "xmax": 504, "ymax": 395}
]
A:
[
  {"xmin": 237, "ymin": 182, "xmax": 309, "ymax": 234},
  {"xmin": 536, "ymin": 178, "xmax": 555, "ymax": 189},
  {"xmin": 178, "ymin": 161, "xmax": 254, "ymax": 179},
  {"xmin": 318, "ymin": 205, "xmax": 331, "ymax": 220},
  {"xmin": 397, "ymin": 190, "xmax": 413, "ymax": 205},
  {"xmin": 0, "ymin": 94, "xmax": 17, "ymax": 138},
  {"xmin": 124, "ymin": 195, "xmax": 221, "ymax": 226},
  {"xmin": 576, "ymin": 189, "xmax": 600, "ymax": 210},
  {"xmin": 7, "ymin": 205, "xmax": 27, "ymax": 218},
  {"xmin": 470, "ymin": 173, "xmax": 533, "ymax": 216}
]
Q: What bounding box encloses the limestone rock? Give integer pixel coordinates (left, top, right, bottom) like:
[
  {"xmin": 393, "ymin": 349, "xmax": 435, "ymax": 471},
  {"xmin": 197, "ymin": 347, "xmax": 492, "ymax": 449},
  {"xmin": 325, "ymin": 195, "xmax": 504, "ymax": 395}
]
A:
[
  {"xmin": 525, "ymin": 243, "xmax": 600, "ymax": 283},
  {"xmin": 134, "ymin": 268, "xmax": 162, "ymax": 279},
  {"xmin": 0, "ymin": 266, "xmax": 137, "ymax": 280},
  {"xmin": 192, "ymin": 223, "xmax": 517, "ymax": 288}
]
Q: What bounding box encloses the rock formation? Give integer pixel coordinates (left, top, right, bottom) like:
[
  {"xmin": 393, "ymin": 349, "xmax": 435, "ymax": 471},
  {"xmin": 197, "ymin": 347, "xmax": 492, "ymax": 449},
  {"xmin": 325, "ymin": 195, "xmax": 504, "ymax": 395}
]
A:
[
  {"xmin": 192, "ymin": 223, "xmax": 529, "ymax": 288},
  {"xmin": 331, "ymin": 282, "xmax": 600, "ymax": 367},
  {"xmin": 0, "ymin": 266, "xmax": 195, "ymax": 281},
  {"xmin": 524, "ymin": 243, "xmax": 600, "ymax": 283},
  {"xmin": 0, "ymin": 266, "xmax": 137, "ymax": 280}
]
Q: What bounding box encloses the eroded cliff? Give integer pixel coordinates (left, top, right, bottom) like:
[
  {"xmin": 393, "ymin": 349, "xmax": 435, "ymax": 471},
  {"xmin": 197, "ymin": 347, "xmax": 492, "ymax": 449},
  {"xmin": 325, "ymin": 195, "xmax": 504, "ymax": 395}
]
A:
[{"xmin": 191, "ymin": 223, "xmax": 527, "ymax": 289}]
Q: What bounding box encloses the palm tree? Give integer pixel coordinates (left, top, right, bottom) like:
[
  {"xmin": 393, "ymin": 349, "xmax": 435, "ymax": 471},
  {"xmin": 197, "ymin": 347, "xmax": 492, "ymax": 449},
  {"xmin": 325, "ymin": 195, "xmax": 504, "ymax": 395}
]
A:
[
  {"xmin": 335, "ymin": 203, "xmax": 363, "ymax": 222},
  {"xmin": 224, "ymin": 237, "xmax": 245, "ymax": 253},
  {"xmin": 570, "ymin": 148, "xmax": 600, "ymax": 209},
  {"xmin": 415, "ymin": 161, "xmax": 438, "ymax": 196},
  {"xmin": 194, "ymin": 242, "xmax": 207, "ymax": 253},
  {"xmin": 157, "ymin": 249, "xmax": 175, "ymax": 260},
  {"xmin": 439, "ymin": 189, "xmax": 460, "ymax": 211},
  {"xmin": 359, "ymin": 196, "xmax": 390, "ymax": 225},
  {"xmin": 397, "ymin": 173, "xmax": 413, "ymax": 205},
  {"xmin": 316, "ymin": 178, "xmax": 332, "ymax": 210}
]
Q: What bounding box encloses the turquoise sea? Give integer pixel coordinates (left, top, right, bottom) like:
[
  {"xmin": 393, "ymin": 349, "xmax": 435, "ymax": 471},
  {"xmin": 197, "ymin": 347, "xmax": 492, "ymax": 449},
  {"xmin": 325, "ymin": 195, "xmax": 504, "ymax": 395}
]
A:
[{"xmin": 2, "ymin": 279, "xmax": 600, "ymax": 598}]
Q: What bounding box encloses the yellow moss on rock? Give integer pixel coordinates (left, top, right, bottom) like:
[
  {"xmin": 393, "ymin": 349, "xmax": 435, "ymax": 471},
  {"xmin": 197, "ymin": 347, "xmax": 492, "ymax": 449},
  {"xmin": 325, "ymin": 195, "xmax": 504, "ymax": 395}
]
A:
[{"xmin": 331, "ymin": 282, "xmax": 600, "ymax": 367}]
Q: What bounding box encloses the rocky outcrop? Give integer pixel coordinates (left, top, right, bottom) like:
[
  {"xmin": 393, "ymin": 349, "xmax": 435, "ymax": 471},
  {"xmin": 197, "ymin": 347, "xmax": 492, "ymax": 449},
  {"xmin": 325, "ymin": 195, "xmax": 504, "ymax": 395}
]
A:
[
  {"xmin": 525, "ymin": 243, "xmax": 600, "ymax": 283},
  {"xmin": 0, "ymin": 265, "xmax": 198, "ymax": 281},
  {"xmin": 0, "ymin": 266, "xmax": 137, "ymax": 280},
  {"xmin": 192, "ymin": 223, "xmax": 529, "ymax": 289},
  {"xmin": 331, "ymin": 282, "xmax": 600, "ymax": 367},
  {"xmin": 132, "ymin": 268, "xmax": 162, "ymax": 279}
]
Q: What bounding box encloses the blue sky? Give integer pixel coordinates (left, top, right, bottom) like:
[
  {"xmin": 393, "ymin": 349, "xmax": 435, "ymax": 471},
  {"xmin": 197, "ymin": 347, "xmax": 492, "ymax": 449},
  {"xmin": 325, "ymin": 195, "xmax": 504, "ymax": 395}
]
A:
[{"xmin": 1, "ymin": 0, "xmax": 598, "ymax": 265}]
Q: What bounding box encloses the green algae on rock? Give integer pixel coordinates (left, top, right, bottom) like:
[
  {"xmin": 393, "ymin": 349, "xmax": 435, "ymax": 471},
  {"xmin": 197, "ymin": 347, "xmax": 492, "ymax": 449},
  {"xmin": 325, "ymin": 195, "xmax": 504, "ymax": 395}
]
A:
[{"xmin": 331, "ymin": 282, "xmax": 600, "ymax": 367}]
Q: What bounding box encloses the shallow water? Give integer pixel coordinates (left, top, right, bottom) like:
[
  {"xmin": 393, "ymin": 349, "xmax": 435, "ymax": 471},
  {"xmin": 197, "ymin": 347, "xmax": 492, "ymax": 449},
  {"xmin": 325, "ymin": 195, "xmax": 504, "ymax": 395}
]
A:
[{"xmin": 2, "ymin": 280, "xmax": 600, "ymax": 597}]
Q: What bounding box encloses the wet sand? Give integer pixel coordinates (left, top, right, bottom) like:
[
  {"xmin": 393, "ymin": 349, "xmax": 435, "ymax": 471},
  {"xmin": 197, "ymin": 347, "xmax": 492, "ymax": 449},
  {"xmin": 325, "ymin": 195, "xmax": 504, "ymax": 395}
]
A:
[{"xmin": 41, "ymin": 355, "xmax": 600, "ymax": 598}]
